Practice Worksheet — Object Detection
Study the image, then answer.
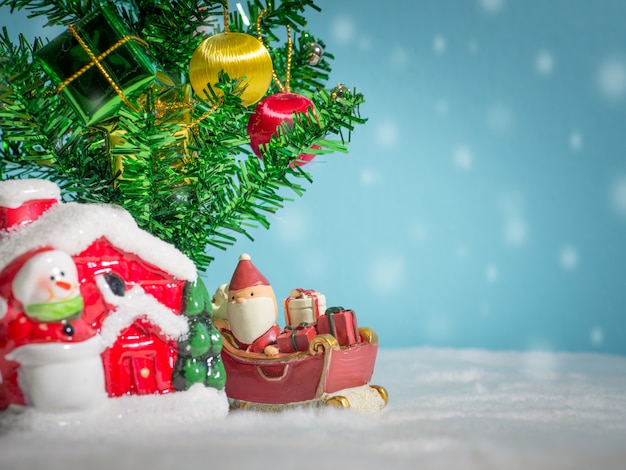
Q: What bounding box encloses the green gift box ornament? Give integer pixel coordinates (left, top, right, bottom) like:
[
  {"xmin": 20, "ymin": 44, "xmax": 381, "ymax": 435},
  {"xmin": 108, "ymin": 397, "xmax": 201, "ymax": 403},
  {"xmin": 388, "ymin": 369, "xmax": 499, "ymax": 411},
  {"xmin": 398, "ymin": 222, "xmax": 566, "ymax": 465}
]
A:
[{"xmin": 35, "ymin": 5, "xmax": 156, "ymax": 126}]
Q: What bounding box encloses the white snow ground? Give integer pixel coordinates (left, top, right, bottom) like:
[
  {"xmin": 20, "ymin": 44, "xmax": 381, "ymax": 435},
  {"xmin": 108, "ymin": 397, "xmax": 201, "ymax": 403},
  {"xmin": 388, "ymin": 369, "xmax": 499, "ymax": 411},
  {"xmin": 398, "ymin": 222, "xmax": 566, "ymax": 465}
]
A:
[{"xmin": 1, "ymin": 347, "xmax": 626, "ymax": 470}]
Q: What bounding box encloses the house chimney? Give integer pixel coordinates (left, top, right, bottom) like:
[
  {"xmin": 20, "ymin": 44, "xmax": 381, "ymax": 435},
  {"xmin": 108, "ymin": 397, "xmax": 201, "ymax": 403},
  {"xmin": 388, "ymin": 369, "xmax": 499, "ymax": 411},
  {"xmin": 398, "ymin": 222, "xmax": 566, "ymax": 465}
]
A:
[{"xmin": 0, "ymin": 179, "xmax": 61, "ymax": 231}]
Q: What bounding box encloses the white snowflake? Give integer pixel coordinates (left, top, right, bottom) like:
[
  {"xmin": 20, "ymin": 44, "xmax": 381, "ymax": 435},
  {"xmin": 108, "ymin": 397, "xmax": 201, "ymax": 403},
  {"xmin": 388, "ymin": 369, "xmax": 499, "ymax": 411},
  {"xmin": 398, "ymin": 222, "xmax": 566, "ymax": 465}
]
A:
[
  {"xmin": 590, "ymin": 326, "xmax": 604, "ymax": 346},
  {"xmin": 433, "ymin": 34, "xmax": 446, "ymax": 54},
  {"xmin": 367, "ymin": 253, "xmax": 407, "ymax": 295},
  {"xmin": 435, "ymin": 98, "xmax": 449, "ymax": 117},
  {"xmin": 375, "ymin": 119, "xmax": 399, "ymax": 148},
  {"xmin": 597, "ymin": 57, "xmax": 626, "ymax": 100},
  {"xmin": 481, "ymin": 302, "xmax": 491, "ymax": 317},
  {"xmin": 468, "ymin": 39, "xmax": 479, "ymax": 54},
  {"xmin": 535, "ymin": 50, "xmax": 554, "ymax": 76},
  {"xmin": 610, "ymin": 176, "xmax": 626, "ymax": 216},
  {"xmin": 503, "ymin": 217, "xmax": 528, "ymax": 247},
  {"xmin": 499, "ymin": 192, "xmax": 528, "ymax": 247},
  {"xmin": 486, "ymin": 103, "xmax": 514, "ymax": 132},
  {"xmin": 409, "ymin": 222, "xmax": 428, "ymax": 244},
  {"xmin": 454, "ymin": 146, "xmax": 473, "ymax": 171},
  {"xmin": 332, "ymin": 16, "xmax": 355, "ymax": 44},
  {"xmin": 485, "ymin": 264, "xmax": 499, "ymax": 283},
  {"xmin": 273, "ymin": 207, "xmax": 311, "ymax": 244},
  {"xmin": 456, "ymin": 242, "xmax": 470, "ymax": 260},
  {"xmin": 360, "ymin": 168, "xmax": 382, "ymax": 187},
  {"xmin": 559, "ymin": 245, "xmax": 579, "ymax": 270},
  {"xmin": 569, "ymin": 131, "xmax": 583, "ymax": 150},
  {"xmin": 479, "ymin": 0, "xmax": 505, "ymax": 13}
]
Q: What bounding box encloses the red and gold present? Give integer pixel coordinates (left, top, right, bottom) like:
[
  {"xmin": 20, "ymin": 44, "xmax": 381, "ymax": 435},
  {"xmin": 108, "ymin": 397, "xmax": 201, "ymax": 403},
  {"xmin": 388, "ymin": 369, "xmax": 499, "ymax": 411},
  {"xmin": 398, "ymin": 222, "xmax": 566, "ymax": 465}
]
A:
[
  {"xmin": 316, "ymin": 307, "xmax": 359, "ymax": 347},
  {"xmin": 277, "ymin": 324, "xmax": 317, "ymax": 353},
  {"xmin": 283, "ymin": 288, "xmax": 326, "ymax": 327}
]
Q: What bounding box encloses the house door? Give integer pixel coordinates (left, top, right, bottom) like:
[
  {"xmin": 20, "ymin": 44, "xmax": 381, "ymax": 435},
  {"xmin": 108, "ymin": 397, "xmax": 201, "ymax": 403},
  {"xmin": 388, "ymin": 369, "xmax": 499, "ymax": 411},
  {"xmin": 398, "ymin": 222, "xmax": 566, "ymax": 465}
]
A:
[{"xmin": 121, "ymin": 353, "xmax": 158, "ymax": 395}]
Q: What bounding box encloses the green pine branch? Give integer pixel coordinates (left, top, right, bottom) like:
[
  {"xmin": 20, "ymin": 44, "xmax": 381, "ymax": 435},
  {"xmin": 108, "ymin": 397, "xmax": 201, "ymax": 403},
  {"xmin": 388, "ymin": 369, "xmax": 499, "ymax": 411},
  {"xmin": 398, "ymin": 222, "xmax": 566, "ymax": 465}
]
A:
[{"xmin": 0, "ymin": 0, "xmax": 95, "ymax": 26}]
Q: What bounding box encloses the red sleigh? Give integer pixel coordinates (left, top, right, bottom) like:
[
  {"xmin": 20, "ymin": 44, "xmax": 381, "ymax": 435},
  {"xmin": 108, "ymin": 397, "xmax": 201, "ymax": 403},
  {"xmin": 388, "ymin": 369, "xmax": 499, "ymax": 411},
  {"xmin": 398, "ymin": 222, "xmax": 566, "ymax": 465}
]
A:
[{"xmin": 216, "ymin": 321, "xmax": 388, "ymax": 411}]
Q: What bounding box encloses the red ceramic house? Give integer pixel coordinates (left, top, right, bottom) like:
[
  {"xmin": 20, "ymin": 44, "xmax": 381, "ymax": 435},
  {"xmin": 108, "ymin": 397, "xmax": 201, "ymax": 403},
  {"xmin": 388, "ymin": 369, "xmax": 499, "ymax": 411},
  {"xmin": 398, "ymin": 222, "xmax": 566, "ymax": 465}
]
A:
[{"xmin": 0, "ymin": 180, "xmax": 196, "ymax": 409}]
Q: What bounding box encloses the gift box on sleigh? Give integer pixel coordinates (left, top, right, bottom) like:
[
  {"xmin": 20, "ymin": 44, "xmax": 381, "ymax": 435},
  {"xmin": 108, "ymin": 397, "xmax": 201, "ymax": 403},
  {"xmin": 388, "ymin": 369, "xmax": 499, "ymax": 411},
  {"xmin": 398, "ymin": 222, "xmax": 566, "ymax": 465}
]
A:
[
  {"xmin": 276, "ymin": 323, "xmax": 317, "ymax": 353},
  {"xmin": 317, "ymin": 307, "xmax": 360, "ymax": 347},
  {"xmin": 35, "ymin": 5, "xmax": 156, "ymax": 126},
  {"xmin": 283, "ymin": 289, "xmax": 326, "ymax": 327}
]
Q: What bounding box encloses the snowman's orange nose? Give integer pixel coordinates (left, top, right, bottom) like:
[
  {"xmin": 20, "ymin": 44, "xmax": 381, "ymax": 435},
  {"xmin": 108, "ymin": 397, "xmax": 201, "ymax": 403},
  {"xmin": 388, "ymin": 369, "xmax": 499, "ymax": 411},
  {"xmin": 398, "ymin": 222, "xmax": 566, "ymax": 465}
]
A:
[{"xmin": 55, "ymin": 280, "xmax": 72, "ymax": 290}]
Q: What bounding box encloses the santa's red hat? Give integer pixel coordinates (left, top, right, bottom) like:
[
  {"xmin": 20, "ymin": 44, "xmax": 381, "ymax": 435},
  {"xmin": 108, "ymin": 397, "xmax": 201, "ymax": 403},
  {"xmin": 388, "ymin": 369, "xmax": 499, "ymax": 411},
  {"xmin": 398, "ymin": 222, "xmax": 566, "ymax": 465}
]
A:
[{"xmin": 229, "ymin": 253, "xmax": 269, "ymax": 291}]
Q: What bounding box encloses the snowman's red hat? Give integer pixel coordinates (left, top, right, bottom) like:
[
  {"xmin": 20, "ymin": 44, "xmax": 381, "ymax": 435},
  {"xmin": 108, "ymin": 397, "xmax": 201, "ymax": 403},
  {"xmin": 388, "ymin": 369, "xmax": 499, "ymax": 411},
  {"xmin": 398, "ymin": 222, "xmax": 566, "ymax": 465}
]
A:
[
  {"xmin": 0, "ymin": 179, "xmax": 60, "ymax": 231},
  {"xmin": 229, "ymin": 253, "xmax": 270, "ymax": 291}
]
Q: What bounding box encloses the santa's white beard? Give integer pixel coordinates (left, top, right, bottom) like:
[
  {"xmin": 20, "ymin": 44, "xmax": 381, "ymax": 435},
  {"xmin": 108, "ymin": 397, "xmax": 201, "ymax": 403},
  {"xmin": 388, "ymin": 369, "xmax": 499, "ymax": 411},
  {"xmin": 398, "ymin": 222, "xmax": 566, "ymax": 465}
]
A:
[{"xmin": 227, "ymin": 297, "xmax": 276, "ymax": 345}]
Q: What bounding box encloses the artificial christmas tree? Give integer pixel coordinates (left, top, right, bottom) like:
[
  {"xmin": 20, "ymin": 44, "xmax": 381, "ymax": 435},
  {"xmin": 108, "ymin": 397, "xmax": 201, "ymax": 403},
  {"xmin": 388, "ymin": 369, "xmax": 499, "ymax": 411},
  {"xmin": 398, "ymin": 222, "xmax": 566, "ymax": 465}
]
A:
[{"xmin": 0, "ymin": 0, "xmax": 365, "ymax": 272}]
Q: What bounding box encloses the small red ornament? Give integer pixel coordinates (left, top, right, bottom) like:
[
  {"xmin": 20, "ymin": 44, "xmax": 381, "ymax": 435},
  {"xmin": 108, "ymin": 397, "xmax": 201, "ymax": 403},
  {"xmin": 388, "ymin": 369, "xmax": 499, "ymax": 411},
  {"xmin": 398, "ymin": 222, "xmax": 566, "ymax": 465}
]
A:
[{"xmin": 247, "ymin": 92, "xmax": 319, "ymax": 166}]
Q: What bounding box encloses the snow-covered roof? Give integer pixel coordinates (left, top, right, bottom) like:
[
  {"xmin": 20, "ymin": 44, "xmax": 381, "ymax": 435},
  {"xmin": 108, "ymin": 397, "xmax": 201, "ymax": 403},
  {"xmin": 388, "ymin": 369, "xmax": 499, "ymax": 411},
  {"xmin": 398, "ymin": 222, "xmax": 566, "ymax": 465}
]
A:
[
  {"xmin": 0, "ymin": 202, "xmax": 197, "ymax": 281},
  {"xmin": 96, "ymin": 276, "xmax": 189, "ymax": 346},
  {"xmin": 0, "ymin": 179, "xmax": 60, "ymax": 209}
]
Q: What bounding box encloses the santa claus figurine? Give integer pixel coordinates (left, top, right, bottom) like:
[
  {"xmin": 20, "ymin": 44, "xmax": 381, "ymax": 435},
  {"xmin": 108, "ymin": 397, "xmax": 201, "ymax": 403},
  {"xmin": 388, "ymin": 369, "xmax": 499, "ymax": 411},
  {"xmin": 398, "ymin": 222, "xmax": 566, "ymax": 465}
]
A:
[{"xmin": 226, "ymin": 254, "xmax": 281, "ymax": 355}]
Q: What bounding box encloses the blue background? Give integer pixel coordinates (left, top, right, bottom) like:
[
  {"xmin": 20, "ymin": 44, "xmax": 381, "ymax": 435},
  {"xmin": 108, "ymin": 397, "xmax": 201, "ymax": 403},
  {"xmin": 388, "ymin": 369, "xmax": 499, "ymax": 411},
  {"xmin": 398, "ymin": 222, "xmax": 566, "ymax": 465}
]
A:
[{"xmin": 2, "ymin": 0, "xmax": 626, "ymax": 355}]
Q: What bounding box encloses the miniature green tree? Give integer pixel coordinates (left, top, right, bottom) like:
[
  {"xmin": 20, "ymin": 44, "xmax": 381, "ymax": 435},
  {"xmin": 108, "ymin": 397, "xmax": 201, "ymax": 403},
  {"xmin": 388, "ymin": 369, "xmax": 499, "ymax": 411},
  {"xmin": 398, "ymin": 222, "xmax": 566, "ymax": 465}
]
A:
[{"xmin": 174, "ymin": 278, "xmax": 225, "ymax": 390}]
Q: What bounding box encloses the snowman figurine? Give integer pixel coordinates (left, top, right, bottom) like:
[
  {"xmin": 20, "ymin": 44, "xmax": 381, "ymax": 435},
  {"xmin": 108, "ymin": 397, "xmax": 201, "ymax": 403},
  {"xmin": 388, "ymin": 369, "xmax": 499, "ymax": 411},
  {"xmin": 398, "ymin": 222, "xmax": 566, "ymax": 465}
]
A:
[
  {"xmin": 4, "ymin": 249, "xmax": 107, "ymax": 412},
  {"xmin": 13, "ymin": 250, "xmax": 84, "ymax": 325}
]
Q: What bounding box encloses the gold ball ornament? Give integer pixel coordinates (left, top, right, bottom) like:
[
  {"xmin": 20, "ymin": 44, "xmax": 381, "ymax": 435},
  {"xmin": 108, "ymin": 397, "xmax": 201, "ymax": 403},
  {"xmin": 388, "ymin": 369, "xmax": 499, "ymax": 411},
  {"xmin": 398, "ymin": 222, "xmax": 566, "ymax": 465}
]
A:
[{"xmin": 189, "ymin": 32, "xmax": 273, "ymax": 107}]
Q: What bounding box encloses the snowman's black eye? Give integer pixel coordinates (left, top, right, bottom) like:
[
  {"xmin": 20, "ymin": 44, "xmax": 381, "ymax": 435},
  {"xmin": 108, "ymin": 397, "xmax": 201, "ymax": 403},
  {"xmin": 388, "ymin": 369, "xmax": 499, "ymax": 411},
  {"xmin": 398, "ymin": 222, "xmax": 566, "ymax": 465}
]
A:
[
  {"xmin": 60, "ymin": 271, "xmax": 65, "ymax": 277},
  {"xmin": 50, "ymin": 275, "xmax": 55, "ymax": 281}
]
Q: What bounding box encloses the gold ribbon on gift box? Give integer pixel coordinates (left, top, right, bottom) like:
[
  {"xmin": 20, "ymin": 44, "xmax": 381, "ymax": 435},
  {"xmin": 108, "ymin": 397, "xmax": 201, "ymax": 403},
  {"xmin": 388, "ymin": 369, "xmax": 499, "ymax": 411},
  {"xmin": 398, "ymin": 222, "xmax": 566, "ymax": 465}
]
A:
[
  {"xmin": 153, "ymin": 73, "xmax": 221, "ymax": 131},
  {"xmin": 56, "ymin": 23, "xmax": 149, "ymax": 112}
]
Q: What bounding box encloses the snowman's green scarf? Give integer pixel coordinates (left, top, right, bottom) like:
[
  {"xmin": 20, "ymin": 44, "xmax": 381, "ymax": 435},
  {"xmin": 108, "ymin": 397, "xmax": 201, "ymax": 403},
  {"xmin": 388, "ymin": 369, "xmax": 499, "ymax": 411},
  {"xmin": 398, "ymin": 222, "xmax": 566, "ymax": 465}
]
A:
[{"xmin": 24, "ymin": 296, "xmax": 84, "ymax": 323}]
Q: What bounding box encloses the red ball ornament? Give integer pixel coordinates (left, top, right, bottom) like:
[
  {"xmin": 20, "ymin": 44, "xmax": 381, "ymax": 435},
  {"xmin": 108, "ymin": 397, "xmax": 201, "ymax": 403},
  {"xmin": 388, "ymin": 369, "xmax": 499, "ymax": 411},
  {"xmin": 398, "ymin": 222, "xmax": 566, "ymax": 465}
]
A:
[{"xmin": 247, "ymin": 92, "xmax": 319, "ymax": 166}]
